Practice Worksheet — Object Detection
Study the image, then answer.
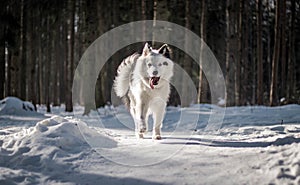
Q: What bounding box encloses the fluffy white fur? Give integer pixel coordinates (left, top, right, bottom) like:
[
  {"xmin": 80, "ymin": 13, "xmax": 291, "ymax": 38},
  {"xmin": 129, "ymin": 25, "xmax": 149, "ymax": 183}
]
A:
[{"xmin": 114, "ymin": 43, "xmax": 174, "ymax": 139}]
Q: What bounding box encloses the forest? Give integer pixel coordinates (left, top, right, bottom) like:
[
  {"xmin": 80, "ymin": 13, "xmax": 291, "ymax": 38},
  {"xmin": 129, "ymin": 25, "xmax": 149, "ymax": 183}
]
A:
[{"xmin": 0, "ymin": 0, "xmax": 299, "ymax": 113}]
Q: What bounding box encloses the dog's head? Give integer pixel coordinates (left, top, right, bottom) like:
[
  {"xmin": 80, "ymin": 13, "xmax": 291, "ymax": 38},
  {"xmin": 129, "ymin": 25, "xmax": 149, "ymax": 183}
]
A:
[{"xmin": 140, "ymin": 43, "xmax": 174, "ymax": 89}]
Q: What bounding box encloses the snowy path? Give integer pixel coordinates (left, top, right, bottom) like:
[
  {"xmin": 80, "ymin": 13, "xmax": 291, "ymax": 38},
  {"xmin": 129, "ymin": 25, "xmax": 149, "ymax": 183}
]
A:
[
  {"xmin": 0, "ymin": 99, "xmax": 300, "ymax": 184},
  {"xmin": 78, "ymin": 126, "xmax": 300, "ymax": 185}
]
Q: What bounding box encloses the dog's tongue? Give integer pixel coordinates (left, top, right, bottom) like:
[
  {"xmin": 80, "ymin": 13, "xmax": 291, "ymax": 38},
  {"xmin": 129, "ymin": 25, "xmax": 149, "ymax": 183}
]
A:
[{"xmin": 150, "ymin": 77, "xmax": 160, "ymax": 89}]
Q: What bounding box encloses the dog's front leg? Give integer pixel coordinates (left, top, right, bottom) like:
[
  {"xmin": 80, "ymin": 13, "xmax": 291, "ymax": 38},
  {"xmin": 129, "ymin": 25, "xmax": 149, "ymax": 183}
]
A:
[
  {"xmin": 134, "ymin": 101, "xmax": 148, "ymax": 139},
  {"xmin": 150, "ymin": 98, "xmax": 166, "ymax": 140}
]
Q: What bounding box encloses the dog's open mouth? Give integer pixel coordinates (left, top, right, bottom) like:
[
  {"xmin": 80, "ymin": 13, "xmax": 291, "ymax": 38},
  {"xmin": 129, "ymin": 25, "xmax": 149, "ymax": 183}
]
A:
[{"xmin": 150, "ymin": 77, "xmax": 160, "ymax": 89}]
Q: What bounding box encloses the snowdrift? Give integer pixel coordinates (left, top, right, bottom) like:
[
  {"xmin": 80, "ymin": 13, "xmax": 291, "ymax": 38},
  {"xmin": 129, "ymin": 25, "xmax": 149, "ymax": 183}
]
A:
[
  {"xmin": 0, "ymin": 116, "xmax": 116, "ymax": 184},
  {"xmin": 0, "ymin": 97, "xmax": 39, "ymax": 116}
]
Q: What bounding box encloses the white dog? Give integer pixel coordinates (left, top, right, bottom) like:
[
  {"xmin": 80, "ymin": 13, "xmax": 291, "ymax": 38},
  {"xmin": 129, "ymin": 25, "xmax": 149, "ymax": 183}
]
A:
[{"xmin": 114, "ymin": 43, "xmax": 174, "ymax": 139}]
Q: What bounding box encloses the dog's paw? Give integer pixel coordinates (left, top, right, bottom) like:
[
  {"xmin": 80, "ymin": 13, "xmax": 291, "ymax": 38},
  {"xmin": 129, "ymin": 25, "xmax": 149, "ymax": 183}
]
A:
[
  {"xmin": 136, "ymin": 133, "xmax": 144, "ymax": 139},
  {"xmin": 152, "ymin": 135, "xmax": 162, "ymax": 140},
  {"xmin": 139, "ymin": 125, "xmax": 147, "ymax": 133}
]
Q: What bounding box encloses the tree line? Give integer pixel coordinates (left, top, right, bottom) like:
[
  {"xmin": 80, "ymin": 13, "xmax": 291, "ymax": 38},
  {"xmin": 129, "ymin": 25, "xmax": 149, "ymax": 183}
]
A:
[{"xmin": 0, "ymin": 0, "xmax": 299, "ymax": 113}]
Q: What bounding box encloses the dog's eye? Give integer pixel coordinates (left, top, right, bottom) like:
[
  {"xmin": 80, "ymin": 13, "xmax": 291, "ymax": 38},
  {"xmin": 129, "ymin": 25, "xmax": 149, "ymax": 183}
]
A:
[
  {"xmin": 163, "ymin": 61, "xmax": 168, "ymax": 66},
  {"xmin": 158, "ymin": 63, "xmax": 162, "ymax": 66},
  {"xmin": 148, "ymin": 63, "xmax": 152, "ymax": 67}
]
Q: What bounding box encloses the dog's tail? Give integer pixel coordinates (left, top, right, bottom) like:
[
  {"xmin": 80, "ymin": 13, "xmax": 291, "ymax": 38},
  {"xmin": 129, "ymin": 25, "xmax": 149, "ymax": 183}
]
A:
[{"xmin": 113, "ymin": 53, "xmax": 140, "ymax": 98}]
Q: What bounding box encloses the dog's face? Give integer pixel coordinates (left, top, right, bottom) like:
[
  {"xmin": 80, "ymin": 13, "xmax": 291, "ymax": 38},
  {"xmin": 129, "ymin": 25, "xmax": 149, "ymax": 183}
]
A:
[{"xmin": 141, "ymin": 43, "xmax": 174, "ymax": 89}]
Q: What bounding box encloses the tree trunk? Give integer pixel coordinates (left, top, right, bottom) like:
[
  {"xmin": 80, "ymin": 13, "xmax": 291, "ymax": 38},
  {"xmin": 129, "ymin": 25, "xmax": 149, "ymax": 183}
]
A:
[
  {"xmin": 266, "ymin": 0, "xmax": 272, "ymax": 104},
  {"xmin": 37, "ymin": 8, "xmax": 43, "ymax": 105},
  {"xmin": 242, "ymin": 1, "xmax": 250, "ymax": 105},
  {"xmin": 280, "ymin": 0, "xmax": 286, "ymax": 100},
  {"xmin": 59, "ymin": 9, "xmax": 66, "ymax": 105},
  {"xmin": 235, "ymin": 0, "xmax": 242, "ymax": 106},
  {"xmin": 0, "ymin": 1, "xmax": 6, "ymax": 99},
  {"xmin": 286, "ymin": 0, "xmax": 295, "ymax": 102},
  {"xmin": 152, "ymin": 0, "xmax": 157, "ymax": 46},
  {"xmin": 197, "ymin": 0, "xmax": 207, "ymax": 104},
  {"xmin": 141, "ymin": 0, "xmax": 146, "ymax": 40},
  {"xmin": 225, "ymin": 0, "xmax": 232, "ymax": 106},
  {"xmin": 82, "ymin": 0, "xmax": 99, "ymax": 115},
  {"xmin": 19, "ymin": 0, "xmax": 27, "ymax": 100},
  {"xmin": 270, "ymin": 0, "xmax": 281, "ymax": 106},
  {"xmin": 181, "ymin": 0, "xmax": 192, "ymax": 107},
  {"xmin": 30, "ymin": 11, "xmax": 37, "ymax": 110},
  {"xmin": 256, "ymin": 0, "xmax": 263, "ymax": 105},
  {"xmin": 6, "ymin": 49, "xmax": 12, "ymax": 97},
  {"xmin": 65, "ymin": 0, "xmax": 75, "ymax": 112},
  {"xmin": 247, "ymin": 3, "xmax": 255, "ymax": 105},
  {"xmin": 46, "ymin": 15, "xmax": 51, "ymax": 113},
  {"xmin": 26, "ymin": 7, "xmax": 36, "ymax": 110},
  {"xmin": 0, "ymin": 36, "xmax": 4, "ymax": 99},
  {"xmin": 53, "ymin": 21, "xmax": 60, "ymax": 106},
  {"xmin": 52, "ymin": 9, "xmax": 62, "ymax": 107}
]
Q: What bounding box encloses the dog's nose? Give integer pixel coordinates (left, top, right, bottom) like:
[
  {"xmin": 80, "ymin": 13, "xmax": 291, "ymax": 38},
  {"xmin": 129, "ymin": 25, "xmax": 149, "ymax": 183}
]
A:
[{"xmin": 152, "ymin": 71, "xmax": 158, "ymax": 76}]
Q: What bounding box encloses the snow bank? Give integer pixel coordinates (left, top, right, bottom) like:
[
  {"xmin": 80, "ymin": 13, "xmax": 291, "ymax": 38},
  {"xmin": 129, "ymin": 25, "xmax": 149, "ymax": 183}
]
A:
[
  {"xmin": 0, "ymin": 116, "xmax": 117, "ymax": 184},
  {"xmin": 0, "ymin": 97, "xmax": 39, "ymax": 116}
]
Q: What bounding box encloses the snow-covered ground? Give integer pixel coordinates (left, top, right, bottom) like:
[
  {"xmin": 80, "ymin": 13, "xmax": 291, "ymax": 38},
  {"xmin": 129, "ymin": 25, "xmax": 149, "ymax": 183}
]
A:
[{"xmin": 0, "ymin": 97, "xmax": 300, "ymax": 185}]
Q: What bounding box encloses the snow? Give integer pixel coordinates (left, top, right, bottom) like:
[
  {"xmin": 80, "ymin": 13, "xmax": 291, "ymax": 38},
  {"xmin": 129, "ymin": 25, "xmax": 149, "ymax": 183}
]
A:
[
  {"xmin": 217, "ymin": 97, "xmax": 226, "ymax": 106},
  {"xmin": 0, "ymin": 97, "xmax": 39, "ymax": 116},
  {"xmin": 0, "ymin": 97, "xmax": 300, "ymax": 184}
]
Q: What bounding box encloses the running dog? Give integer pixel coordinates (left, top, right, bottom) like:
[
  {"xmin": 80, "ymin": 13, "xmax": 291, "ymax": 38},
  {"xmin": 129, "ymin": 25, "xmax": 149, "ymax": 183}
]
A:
[{"xmin": 113, "ymin": 43, "xmax": 174, "ymax": 139}]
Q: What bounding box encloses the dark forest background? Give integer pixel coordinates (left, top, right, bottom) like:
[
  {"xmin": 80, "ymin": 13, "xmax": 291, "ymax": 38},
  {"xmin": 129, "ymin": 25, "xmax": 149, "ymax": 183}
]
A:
[{"xmin": 0, "ymin": 0, "xmax": 299, "ymax": 113}]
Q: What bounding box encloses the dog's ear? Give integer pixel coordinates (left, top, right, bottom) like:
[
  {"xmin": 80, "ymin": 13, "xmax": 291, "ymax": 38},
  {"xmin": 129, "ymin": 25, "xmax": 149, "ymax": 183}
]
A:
[
  {"xmin": 158, "ymin": 44, "xmax": 171, "ymax": 59},
  {"xmin": 142, "ymin": 43, "xmax": 151, "ymax": 56}
]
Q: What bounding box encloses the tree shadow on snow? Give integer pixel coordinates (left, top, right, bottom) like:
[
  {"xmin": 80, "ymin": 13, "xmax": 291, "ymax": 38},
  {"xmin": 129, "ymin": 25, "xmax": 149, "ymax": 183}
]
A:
[
  {"xmin": 53, "ymin": 171, "xmax": 166, "ymax": 185},
  {"xmin": 0, "ymin": 150, "xmax": 164, "ymax": 185},
  {"xmin": 1, "ymin": 159, "xmax": 164, "ymax": 185},
  {"xmin": 161, "ymin": 135, "xmax": 300, "ymax": 148}
]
